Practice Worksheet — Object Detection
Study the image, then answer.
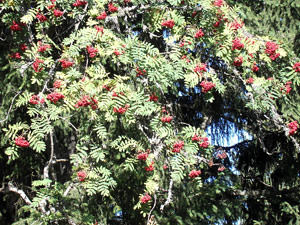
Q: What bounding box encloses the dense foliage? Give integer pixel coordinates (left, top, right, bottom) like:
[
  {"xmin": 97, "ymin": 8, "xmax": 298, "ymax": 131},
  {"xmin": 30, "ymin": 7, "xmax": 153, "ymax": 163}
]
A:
[
  {"xmin": 227, "ymin": 0, "xmax": 300, "ymax": 55},
  {"xmin": 0, "ymin": 0, "xmax": 299, "ymax": 224}
]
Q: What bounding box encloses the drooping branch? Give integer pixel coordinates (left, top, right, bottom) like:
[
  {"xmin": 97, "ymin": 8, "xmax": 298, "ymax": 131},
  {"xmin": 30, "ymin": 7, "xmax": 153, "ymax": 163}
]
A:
[
  {"xmin": 7, "ymin": 182, "xmax": 32, "ymax": 205},
  {"xmin": 3, "ymin": 183, "xmax": 49, "ymax": 215},
  {"xmin": 147, "ymin": 193, "xmax": 157, "ymax": 224},
  {"xmin": 152, "ymin": 135, "xmax": 165, "ymax": 160},
  {"xmin": 160, "ymin": 179, "xmax": 173, "ymax": 212},
  {"xmin": 231, "ymin": 67, "xmax": 300, "ymax": 153},
  {"xmin": 63, "ymin": 183, "xmax": 74, "ymax": 197},
  {"xmin": 43, "ymin": 130, "xmax": 55, "ymax": 179},
  {"xmin": 0, "ymin": 90, "xmax": 22, "ymax": 124},
  {"xmin": 137, "ymin": 121, "xmax": 165, "ymax": 159}
]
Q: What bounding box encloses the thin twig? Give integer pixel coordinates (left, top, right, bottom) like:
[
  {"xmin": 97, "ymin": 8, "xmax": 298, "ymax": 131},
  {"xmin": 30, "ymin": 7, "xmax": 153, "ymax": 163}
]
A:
[
  {"xmin": 64, "ymin": 183, "xmax": 73, "ymax": 197},
  {"xmin": 147, "ymin": 194, "xmax": 157, "ymax": 224},
  {"xmin": 151, "ymin": 135, "xmax": 165, "ymax": 160},
  {"xmin": 0, "ymin": 91, "xmax": 22, "ymax": 124},
  {"xmin": 160, "ymin": 179, "xmax": 173, "ymax": 212},
  {"xmin": 59, "ymin": 116, "xmax": 78, "ymax": 132},
  {"xmin": 137, "ymin": 122, "xmax": 150, "ymax": 139},
  {"xmin": 43, "ymin": 130, "xmax": 55, "ymax": 179},
  {"xmin": 54, "ymin": 159, "xmax": 69, "ymax": 163}
]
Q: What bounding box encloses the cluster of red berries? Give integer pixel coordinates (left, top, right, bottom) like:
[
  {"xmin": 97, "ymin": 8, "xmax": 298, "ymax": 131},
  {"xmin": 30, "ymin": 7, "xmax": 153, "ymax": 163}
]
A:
[
  {"xmin": 288, "ymin": 121, "xmax": 298, "ymax": 136},
  {"xmin": 179, "ymin": 40, "xmax": 185, "ymax": 47},
  {"xmin": 161, "ymin": 116, "xmax": 173, "ymax": 123},
  {"xmin": 97, "ymin": 12, "xmax": 107, "ymax": 20},
  {"xmin": 95, "ymin": 26, "xmax": 104, "ymax": 34},
  {"xmin": 36, "ymin": 13, "xmax": 47, "ymax": 22},
  {"xmin": 172, "ymin": 141, "xmax": 184, "ymax": 153},
  {"xmin": 213, "ymin": 0, "xmax": 223, "ymax": 7},
  {"xmin": 96, "ymin": 2, "xmax": 118, "ymax": 21},
  {"xmin": 53, "ymin": 80, "xmax": 63, "ymax": 88},
  {"xmin": 189, "ymin": 170, "xmax": 201, "ymax": 178},
  {"xmin": 194, "ymin": 29, "xmax": 204, "ymax": 38},
  {"xmin": 284, "ymin": 81, "xmax": 292, "ymax": 94},
  {"xmin": 136, "ymin": 67, "xmax": 146, "ymax": 77},
  {"xmin": 181, "ymin": 55, "xmax": 191, "ymax": 63},
  {"xmin": 15, "ymin": 136, "xmax": 30, "ymax": 148},
  {"xmin": 232, "ymin": 38, "xmax": 244, "ymax": 50},
  {"xmin": 137, "ymin": 152, "xmax": 148, "ymax": 161},
  {"xmin": 32, "ymin": 58, "xmax": 44, "ymax": 72},
  {"xmin": 192, "ymin": 134, "xmax": 210, "ymax": 148},
  {"xmin": 200, "ymin": 81, "xmax": 215, "ymax": 93},
  {"xmin": 161, "ymin": 107, "xmax": 173, "ymax": 122},
  {"xmin": 73, "ymin": 0, "xmax": 87, "ymax": 7},
  {"xmin": 113, "ymin": 50, "xmax": 122, "ymax": 56},
  {"xmin": 293, "ymin": 62, "xmax": 300, "ymax": 73},
  {"xmin": 11, "ymin": 44, "xmax": 27, "ymax": 59},
  {"xmin": 265, "ymin": 41, "xmax": 280, "ymax": 61},
  {"xmin": 10, "ymin": 52, "xmax": 21, "ymax": 59},
  {"xmin": 10, "ymin": 21, "xmax": 23, "ymax": 31},
  {"xmin": 77, "ymin": 171, "xmax": 87, "ymax": 182},
  {"xmin": 38, "ymin": 42, "xmax": 51, "ymax": 53},
  {"xmin": 213, "ymin": 13, "xmax": 228, "ymax": 28},
  {"xmin": 75, "ymin": 95, "xmax": 98, "ymax": 110},
  {"xmin": 246, "ymin": 77, "xmax": 254, "ymax": 84},
  {"xmin": 87, "ymin": 46, "xmax": 98, "ymax": 58},
  {"xmin": 233, "ymin": 56, "xmax": 243, "ymax": 67},
  {"xmin": 48, "ymin": 0, "xmax": 64, "ymax": 17},
  {"xmin": 111, "ymin": 91, "xmax": 125, "ymax": 100},
  {"xmin": 149, "ymin": 93, "xmax": 158, "ymax": 102},
  {"xmin": 218, "ymin": 166, "xmax": 226, "ymax": 172},
  {"xmin": 191, "ymin": 134, "xmax": 201, "ymax": 142},
  {"xmin": 194, "ymin": 64, "xmax": 207, "ymax": 73},
  {"xmin": 53, "ymin": 9, "xmax": 64, "ymax": 17},
  {"xmin": 140, "ymin": 194, "xmax": 151, "ymax": 204},
  {"xmin": 145, "ymin": 161, "xmax": 154, "ymax": 171},
  {"xmin": 48, "ymin": 0, "xmax": 56, "ymax": 9},
  {"xmin": 252, "ymin": 63, "xmax": 259, "ymax": 72},
  {"xmin": 103, "ymin": 85, "xmax": 111, "ymax": 91},
  {"xmin": 113, "ymin": 104, "xmax": 129, "ymax": 114},
  {"xmin": 230, "ymin": 20, "xmax": 243, "ymax": 31},
  {"xmin": 216, "ymin": 151, "xmax": 227, "ymax": 159},
  {"xmin": 161, "ymin": 20, "xmax": 175, "ymax": 29},
  {"xmin": 108, "ymin": 2, "xmax": 118, "ymax": 12},
  {"xmin": 59, "ymin": 59, "xmax": 74, "ymax": 68},
  {"xmin": 20, "ymin": 44, "xmax": 28, "ymax": 51},
  {"xmin": 47, "ymin": 92, "xmax": 65, "ymax": 104},
  {"xmin": 29, "ymin": 95, "xmax": 45, "ymax": 105}
]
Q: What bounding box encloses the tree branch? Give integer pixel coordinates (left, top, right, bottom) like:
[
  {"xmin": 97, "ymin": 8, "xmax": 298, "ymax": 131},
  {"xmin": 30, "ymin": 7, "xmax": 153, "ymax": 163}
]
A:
[
  {"xmin": 147, "ymin": 194, "xmax": 157, "ymax": 224},
  {"xmin": 7, "ymin": 182, "xmax": 32, "ymax": 205},
  {"xmin": 43, "ymin": 130, "xmax": 55, "ymax": 179},
  {"xmin": 63, "ymin": 183, "xmax": 73, "ymax": 197},
  {"xmin": 160, "ymin": 179, "xmax": 173, "ymax": 212},
  {"xmin": 0, "ymin": 91, "xmax": 22, "ymax": 124}
]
